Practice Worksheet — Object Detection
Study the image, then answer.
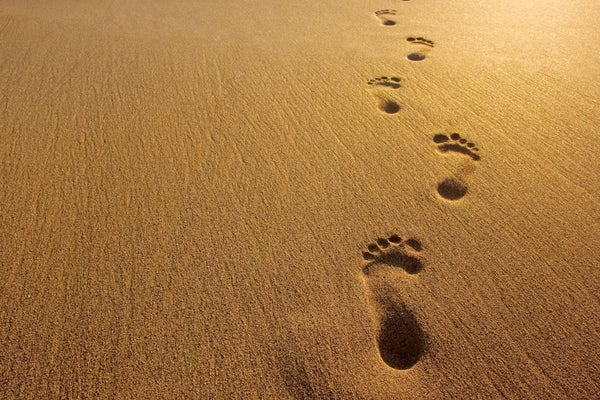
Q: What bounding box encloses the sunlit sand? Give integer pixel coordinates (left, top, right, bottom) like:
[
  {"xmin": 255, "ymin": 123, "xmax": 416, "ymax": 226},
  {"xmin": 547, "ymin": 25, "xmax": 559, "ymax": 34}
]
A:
[{"xmin": 1, "ymin": 0, "xmax": 598, "ymax": 398}]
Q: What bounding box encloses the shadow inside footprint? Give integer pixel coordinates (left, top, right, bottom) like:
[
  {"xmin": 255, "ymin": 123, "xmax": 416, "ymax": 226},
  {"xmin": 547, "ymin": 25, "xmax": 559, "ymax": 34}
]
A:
[
  {"xmin": 437, "ymin": 178, "xmax": 468, "ymax": 200},
  {"xmin": 380, "ymin": 100, "xmax": 400, "ymax": 114},
  {"xmin": 372, "ymin": 251, "xmax": 422, "ymax": 274},
  {"xmin": 407, "ymin": 53, "xmax": 426, "ymax": 61},
  {"xmin": 378, "ymin": 302, "xmax": 425, "ymax": 370}
]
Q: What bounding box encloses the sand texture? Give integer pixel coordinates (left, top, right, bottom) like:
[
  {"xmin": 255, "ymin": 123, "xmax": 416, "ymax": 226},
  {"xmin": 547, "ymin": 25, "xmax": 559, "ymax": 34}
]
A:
[{"xmin": 1, "ymin": 0, "xmax": 599, "ymax": 398}]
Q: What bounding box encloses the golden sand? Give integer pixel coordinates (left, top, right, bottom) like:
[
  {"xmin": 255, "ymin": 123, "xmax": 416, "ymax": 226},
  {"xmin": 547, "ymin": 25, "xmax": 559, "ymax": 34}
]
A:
[{"xmin": 1, "ymin": 0, "xmax": 599, "ymax": 398}]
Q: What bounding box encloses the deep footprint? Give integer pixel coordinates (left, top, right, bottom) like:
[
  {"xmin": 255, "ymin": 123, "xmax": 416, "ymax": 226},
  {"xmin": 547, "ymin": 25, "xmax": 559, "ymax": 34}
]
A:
[
  {"xmin": 375, "ymin": 10, "xmax": 397, "ymax": 26},
  {"xmin": 433, "ymin": 133, "xmax": 480, "ymax": 161},
  {"xmin": 367, "ymin": 77, "xmax": 402, "ymax": 114},
  {"xmin": 361, "ymin": 234, "xmax": 426, "ymax": 370}
]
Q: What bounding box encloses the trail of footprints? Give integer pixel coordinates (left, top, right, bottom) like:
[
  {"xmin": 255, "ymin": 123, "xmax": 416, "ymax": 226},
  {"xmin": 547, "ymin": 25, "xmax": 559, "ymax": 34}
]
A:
[{"xmin": 357, "ymin": 3, "xmax": 483, "ymax": 373}]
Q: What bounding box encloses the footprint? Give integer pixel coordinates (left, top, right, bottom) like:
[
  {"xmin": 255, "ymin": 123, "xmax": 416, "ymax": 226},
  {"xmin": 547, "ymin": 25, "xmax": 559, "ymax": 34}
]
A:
[
  {"xmin": 432, "ymin": 133, "xmax": 480, "ymax": 201},
  {"xmin": 362, "ymin": 234, "xmax": 423, "ymax": 274},
  {"xmin": 367, "ymin": 76, "xmax": 402, "ymax": 89},
  {"xmin": 433, "ymin": 133, "xmax": 480, "ymax": 161},
  {"xmin": 375, "ymin": 10, "xmax": 397, "ymax": 26},
  {"xmin": 361, "ymin": 234, "xmax": 426, "ymax": 370},
  {"xmin": 367, "ymin": 76, "xmax": 402, "ymax": 114},
  {"xmin": 436, "ymin": 178, "xmax": 468, "ymax": 201},
  {"xmin": 406, "ymin": 36, "xmax": 435, "ymax": 61}
]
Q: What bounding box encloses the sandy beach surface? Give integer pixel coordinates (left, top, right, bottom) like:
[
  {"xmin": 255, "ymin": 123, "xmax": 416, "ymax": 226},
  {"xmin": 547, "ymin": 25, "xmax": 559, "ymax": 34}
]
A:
[{"xmin": 1, "ymin": 0, "xmax": 599, "ymax": 398}]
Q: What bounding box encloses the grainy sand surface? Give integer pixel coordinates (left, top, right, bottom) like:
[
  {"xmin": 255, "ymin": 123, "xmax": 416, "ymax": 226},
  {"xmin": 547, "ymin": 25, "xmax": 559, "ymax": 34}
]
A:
[{"xmin": 1, "ymin": 0, "xmax": 599, "ymax": 398}]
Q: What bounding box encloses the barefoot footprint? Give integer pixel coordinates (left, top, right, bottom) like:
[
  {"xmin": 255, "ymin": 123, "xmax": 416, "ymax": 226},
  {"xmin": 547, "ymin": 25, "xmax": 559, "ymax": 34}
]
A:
[
  {"xmin": 432, "ymin": 133, "xmax": 481, "ymax": 201},
  {"xmin": 406, "ymin": 36, "xmax": 435, "ymax": 61},
  {"xmin": 361, "ymin": 234, "xmax": 426, "ymax": 370},
  {"xmin": 367, "ymin": 76, "xmax": 402, "ymax": 114},
  {"xmin": 433, "ymin": 133, "xmax": 480, "ymax": 161},
  {"xmin": 367, "ymin": 76, "xmax": 402, "ymax": 89},
  {"xmin": 375, "ymin": 10, "xmax": 397, "ymax": 26},
  {"xmin": 362, "ymin": 234, "xmax": 423, "ymax": 274}
]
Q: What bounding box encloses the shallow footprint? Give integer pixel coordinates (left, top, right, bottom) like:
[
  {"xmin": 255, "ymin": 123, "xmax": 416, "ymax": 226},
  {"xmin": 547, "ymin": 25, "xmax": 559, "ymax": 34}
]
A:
[
  {"xmin": 406, "ymin": 36, "xmax": 435, "ymax": 61},
  {"xmin": 361, "ymin": 234, "xmax": 426, "ymax": 370},
  {"xmin": 374, "ymin": 9, "xmax": 397, "ymax": 26},
  {"xmin": 367, "ymin": 76, "xmax": 402, "ymax": 114},
  {"xmin": 432, "ymin": 132, "xmax": 480, "ymax": 201}
]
